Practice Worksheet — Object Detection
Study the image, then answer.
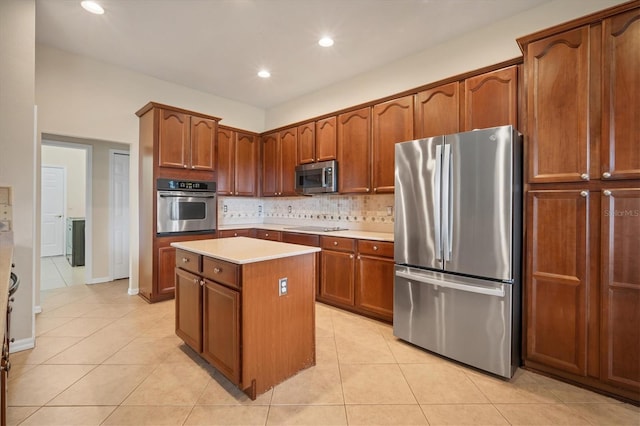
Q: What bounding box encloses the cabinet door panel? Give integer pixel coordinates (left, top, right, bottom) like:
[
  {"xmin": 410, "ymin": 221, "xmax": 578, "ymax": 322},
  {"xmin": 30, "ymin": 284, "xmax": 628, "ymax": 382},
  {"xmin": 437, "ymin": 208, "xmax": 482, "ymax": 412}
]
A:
[
  {"xmin": 261, "ymin": 132, "xmax": 279, "ymax": 197},
  {"xmin": 217, "ymin": 128, "xmax": 234, "ymax": 195},
  {"xmin": 175, "ymin": 268, "xmax": 202, "ymax": 352},
  {"xmin": 316, "ymin": 116, "xmax": 337, "ymax": 162},
  {"xmin": 526, "ymin": 190, "xmax": 589, "ymax": 375},
  {"xmin": 602, "ymin": 9, "xmax": 640, "ymax": 181},
  {"xmin": 356, "ymin": 255, "xmax": 394, "ymax": 322},
  {"xmin": 157, "ymin": 245, "xmax": 177, "ymax": 296},
  {"xmin": 190, "ymin": 117, "xmax": 216, "ymax": 171},
  {"xmin": 320, "ymin": 250, "xmax": 355, "ymax": 306},
  {"xmin": 298, "ymin": 122, "xmax": 315, "ymax": 164},
  {"xmin": 372, "ymin": 96, "xmax": 414, "ymax": 194},
  {"xmin": 415, "ymin": 82, "xmax": 460, "ymax": 139},
  {"xmin": 464, "ymin": 66, "xmax": 518, "ymax": 131},
  {"xmin": 337, "ymin": 107, "xmax": 371, "ymax": 194},
  {"xmin": 600, "ymin": 188, "xmax": 640, "ymax": 391},
  {"xmin": 235, "ymin": 132, "xmax": 257, "ymax": 196},
  {"xmin": 526, "ymin": 27, "xmax": 589, "ymax": 183},
  {"xmin": 202, "ymin": 280, "xmax": 240, "ymax": 385},
  {"xmin": 280, "ymin": 128, "xmax": 298, "ymax": 196},
  {"xmin": 158, "ymin": 109, "xmax": 189, "ymax": 169}
]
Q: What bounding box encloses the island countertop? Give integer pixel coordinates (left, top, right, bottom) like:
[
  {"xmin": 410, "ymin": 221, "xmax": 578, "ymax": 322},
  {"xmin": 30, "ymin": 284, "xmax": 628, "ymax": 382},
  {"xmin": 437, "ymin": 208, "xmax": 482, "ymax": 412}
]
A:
[{"xmin": 171, "ymin": 236, "xmax": 321, "ymax": 264}]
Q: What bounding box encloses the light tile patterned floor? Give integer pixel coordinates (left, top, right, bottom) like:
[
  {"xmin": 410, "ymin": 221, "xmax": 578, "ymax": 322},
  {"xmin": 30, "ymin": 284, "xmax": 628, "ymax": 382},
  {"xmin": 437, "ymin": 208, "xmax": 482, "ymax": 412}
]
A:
[
  {"xmin": 40, "ymin": 256, "xmax": 85, "ymax": 290},
  {"xmin": 8, "ymin": 280, "xmax": 640, "ymax": 425}
]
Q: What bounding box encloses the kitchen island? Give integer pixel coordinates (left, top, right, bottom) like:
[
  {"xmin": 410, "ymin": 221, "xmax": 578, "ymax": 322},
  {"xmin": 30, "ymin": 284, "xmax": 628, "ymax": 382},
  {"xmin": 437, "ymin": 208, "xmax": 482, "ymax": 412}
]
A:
[{"xmin": 171, "ymin": 237, "xmax": 320, "ymax": 399}]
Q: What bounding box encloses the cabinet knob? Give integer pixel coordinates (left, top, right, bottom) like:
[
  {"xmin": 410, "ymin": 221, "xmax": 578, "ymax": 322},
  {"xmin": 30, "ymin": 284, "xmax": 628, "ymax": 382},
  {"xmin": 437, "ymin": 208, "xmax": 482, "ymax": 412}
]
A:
[
  {"xmin": 603, "ymin": 190, "xmax": 612, "ymax": 196},
  {"xmin": 233, "ymin": 233, "xmax": 238, "ymax": 237},
  {"xmin": 182, "ymin": 257, "xmax": 189, "ymax": 263},
  {"xmin": 183, "ymin": 164, "xmax": 187, "ymax": 168},
  {"xmin": 350, "ymin": 254, "xmax": 354, "ymax": 259},
  {"xmin": 333, "ymin": 241, "xmax": 338, "ymax": 246},
  {"xmin": 200, "ymin": 280, "xmax": 205, "ymax": 287},
  {"xmin": 235, "ymin": 192, "xmax": 238, "ymax": 195},
  {"xmin": 580, "ymin": 190, "xmax": 588, "ymax": 198},
  {"xmin": 191, "ymin": 166, "xmax": 195, "ymax": 169},
  {"xmin": 213, "ymin": 267, "xmax": 222, "ymax": 273},
  {"xmin": 193, "ymin": 277, "xmax": 199, "ymax": 284},
  {"xmin": 580, "ymin": 173, "xmax": 589, "ymax": 180},
  {"xmin": 373, "ymin": 245, "xmax": 378, "ymax": 251},
  {"xmin": 357, "ymin": 255, "xmax": 361, "ymax": 260},
  {"xmin": 366, "ymin": 188, "xmax": 370, "ymax": 192},
  {"xmin": 265, "ymin": 233, "xmax": 269, "ymax": 237},
  {"xmin": 602, "ymin": 172, "xmax": 611, "ymax": 179}
]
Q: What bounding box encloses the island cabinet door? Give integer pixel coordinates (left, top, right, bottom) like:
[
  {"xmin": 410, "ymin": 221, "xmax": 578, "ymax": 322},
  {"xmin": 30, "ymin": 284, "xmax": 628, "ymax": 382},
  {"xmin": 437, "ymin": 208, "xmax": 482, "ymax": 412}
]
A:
[
  {"xmin": 175, "ymin": 268, "xmax": 203, "ymax": 352},
  {"xmin": 202, "ymin": 279, "xmax": 240, "ymax": 385}
]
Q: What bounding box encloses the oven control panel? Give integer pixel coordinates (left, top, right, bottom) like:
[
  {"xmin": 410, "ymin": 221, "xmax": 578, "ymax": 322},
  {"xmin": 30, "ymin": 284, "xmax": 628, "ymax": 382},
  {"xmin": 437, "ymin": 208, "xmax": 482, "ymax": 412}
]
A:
[{"xmin": 157, "ymin": 178, "xmax": 216, "ymax": 192}]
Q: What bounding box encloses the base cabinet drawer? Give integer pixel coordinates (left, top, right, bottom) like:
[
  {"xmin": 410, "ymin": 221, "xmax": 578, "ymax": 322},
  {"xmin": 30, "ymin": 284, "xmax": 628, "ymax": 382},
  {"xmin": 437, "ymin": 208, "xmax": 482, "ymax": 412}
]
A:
[{"xmin": 202, "ymin": 257, "xmax": 240, "ymax": 289}]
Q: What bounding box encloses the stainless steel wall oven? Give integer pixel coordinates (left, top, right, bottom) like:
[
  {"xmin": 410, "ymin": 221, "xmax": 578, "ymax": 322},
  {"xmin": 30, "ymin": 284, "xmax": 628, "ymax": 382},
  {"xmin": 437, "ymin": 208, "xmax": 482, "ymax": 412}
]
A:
[{"xmin": 156, "ymin": 178, "xmax": 216, "ymax": 235}]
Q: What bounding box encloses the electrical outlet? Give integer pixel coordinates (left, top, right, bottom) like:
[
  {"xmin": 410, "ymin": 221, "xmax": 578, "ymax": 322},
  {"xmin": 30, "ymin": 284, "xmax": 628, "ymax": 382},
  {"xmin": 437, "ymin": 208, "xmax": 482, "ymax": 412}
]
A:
[
  {"xmin": 223, "ymin": 204, "xmax": 228, "ymax": 213},
  {"xmin": 258, "ymin": 205, "xmax": 263, "ymax": 214},
  {"xmin": 278, "ymin": 277, "xmax": 288, "ymax": 296},
  {"xmin": 288, "ymin": 205, "xmax": 292, "ymax": 214},
  {"xmin": 386, "ymin": 206, "xmax": 393, "ymax": 216}
]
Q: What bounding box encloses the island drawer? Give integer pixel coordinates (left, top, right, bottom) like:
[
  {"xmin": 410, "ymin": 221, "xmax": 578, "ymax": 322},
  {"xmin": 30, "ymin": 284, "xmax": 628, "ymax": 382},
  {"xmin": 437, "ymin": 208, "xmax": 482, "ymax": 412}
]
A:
[
  {"xmin": 358, "ymin": 240, "xmax": 394, "ymax": 258},
  {"xmin": 202, "ymin": 256, "xmax": 240, "ymax": 289},
  {"xmin": 282, "ymin": 232, "xmax": 320, "ymax": 247},
  {"xmin": 176, "ymin": 249, "xmax": 201, "ymax": 274},
  {"xmin": 320, "ymin": 236, "xmax": 356, "ymax": 252}
]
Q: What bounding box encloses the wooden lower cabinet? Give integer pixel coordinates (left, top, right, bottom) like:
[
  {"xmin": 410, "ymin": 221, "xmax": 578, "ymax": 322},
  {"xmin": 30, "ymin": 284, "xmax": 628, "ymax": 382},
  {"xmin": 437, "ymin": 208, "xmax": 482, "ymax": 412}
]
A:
[
  {"xmin": 254, "ymin": 229, "xmax": 282, "ymax": 241},
  {"xmin": 202, "ymin": 279, "xmax": 240, "ymax": 384},
  {"xmin": 218, "ymin": 228, "xmax": 253, "ymax": 238},
  {"xmin": 525, "ymin": 186, "xmax": 640, "ymax": 402},
  {"xmin": 175, "ymin": 268, "xmax": 203, "ymax": 352},
  {"xmin": 174, "ymin": 247, "xmax": 316, "ymax": 399},
  {"xmin": 319, "ymin": 236, "xmax": 394, "ymax": 322}
]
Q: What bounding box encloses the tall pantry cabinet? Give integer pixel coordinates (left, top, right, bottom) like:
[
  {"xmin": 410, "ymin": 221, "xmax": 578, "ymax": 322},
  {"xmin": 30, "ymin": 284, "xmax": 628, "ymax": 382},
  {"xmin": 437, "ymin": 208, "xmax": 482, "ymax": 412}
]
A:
[{"xmin": 518, "ymin": 3, "xmax": 639, "ymax": 403}]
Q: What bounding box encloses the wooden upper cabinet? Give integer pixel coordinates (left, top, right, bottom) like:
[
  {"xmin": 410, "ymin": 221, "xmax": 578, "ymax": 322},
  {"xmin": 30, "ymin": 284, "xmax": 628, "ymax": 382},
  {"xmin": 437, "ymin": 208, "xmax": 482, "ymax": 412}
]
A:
[
  {"xmin": 158, "ymin": 109, "xmax": 189, "ymax": 169},
  {"xmin": 234, "ymin": 131, "xmax": 258, "ymax": 196},
  {"xmin": 601, "ymin": 9, "xmax": 640, "ymax": 181},
  {"xmin": 297, "ymin": 122, "xmax": 315, "ymax": 164},
  {"xmin": 261, "ymin": 129, "xmax": 297, "ymax": 196},
  {"xmin": 415, "ymin": 82, "xmax": 460, "ymax": 139},
  {"xmin": 261, "ymin": 132, "xmax": 279, "ymax": 197},
  {"xmin": 372, "ymin": 96, "xmax": 414, "ymax": 193},
  {"xmin": 525, "ymin": 189, "xmax": 590, "ymax": 376},
  {"xmin": 338, "ymin": 107, "xmax": 371, "ymax": 194},
  {"xmin": 316, "ymin": 116, "xmax": 337, "ymax": 162},
  {"xmin": 525, "ymin": 26, "xmax": 590, "ymax": 183},
  {"xmin": 217, "ymin": 127, "xmax": 257, "ymax": 196},
  {"xmin": 463, "ymin": 66, "xmax": 518, "ymax": 131},
  {"xmin": 600, "ymin": 188, "xmax": 640, "ymax": 392},
  {"xmin": 280, "ymin": 128, "xmax": 298, "ymax": 195},
  {"xmin": 158, "ymin": 109, "xmax": 216, "ymax": 171},
  {"xmin": 190, "ymin": 117, "xmax": 216, "ymax": 171},
  {"xmin": 217, "ymin": 127, "xmax": 234, "ymax": 195}
]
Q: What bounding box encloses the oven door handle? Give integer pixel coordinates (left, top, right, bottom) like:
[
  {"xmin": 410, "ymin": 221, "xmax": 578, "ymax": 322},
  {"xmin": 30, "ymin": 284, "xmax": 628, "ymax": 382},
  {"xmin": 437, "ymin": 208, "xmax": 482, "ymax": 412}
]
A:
[{"xmin": 158, "ymin": 193, "xmax": 215, "ymax": 199}]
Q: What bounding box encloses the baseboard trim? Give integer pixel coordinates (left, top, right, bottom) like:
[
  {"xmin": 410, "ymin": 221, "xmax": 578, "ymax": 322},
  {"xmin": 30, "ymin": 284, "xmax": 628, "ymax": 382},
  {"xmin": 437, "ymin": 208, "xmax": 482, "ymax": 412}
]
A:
[
  {"xmin": 86, "ymin": 276, "xmax": 112, "ymax": 285},
  {"xmin": 10, "ymin": 336, "xmax": 35, "ymax": 353},
  {"xmin": 128, "ymin": 287, "xmax": 139, "ymax": 296}
]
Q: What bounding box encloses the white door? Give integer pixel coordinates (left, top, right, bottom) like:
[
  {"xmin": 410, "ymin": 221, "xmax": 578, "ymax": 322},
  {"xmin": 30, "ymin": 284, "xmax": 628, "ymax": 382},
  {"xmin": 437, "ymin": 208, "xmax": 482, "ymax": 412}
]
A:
[
  {"xmin": 41, "ymin": 166, "xmax": 65, "ymax": 257},
  {"xmin": 112, "ymin": 152, "xmax": 130, "ymax": 279}
]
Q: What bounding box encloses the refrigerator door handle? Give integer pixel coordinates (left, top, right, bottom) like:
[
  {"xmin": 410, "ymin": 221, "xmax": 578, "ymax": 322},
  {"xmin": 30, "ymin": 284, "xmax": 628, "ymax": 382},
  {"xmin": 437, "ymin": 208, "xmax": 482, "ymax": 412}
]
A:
[
  {"xmin": 434, "ymin": 144, "xmax": 442, "ymax": 260},
  {"xmin": 396, "ymin": 270, "xmax": 505, "ymax": 297},
  {"xmin": 442, "ymin": 143, "xmax": 452, "ymax": 261}
]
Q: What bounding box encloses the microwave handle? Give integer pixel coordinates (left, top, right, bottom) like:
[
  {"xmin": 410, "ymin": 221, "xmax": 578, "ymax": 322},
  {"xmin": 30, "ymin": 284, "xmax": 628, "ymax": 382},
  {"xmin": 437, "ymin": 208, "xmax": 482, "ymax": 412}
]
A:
[{"xmin": 322, "ymin": 168, "xmax": 327, "ymax": 187}]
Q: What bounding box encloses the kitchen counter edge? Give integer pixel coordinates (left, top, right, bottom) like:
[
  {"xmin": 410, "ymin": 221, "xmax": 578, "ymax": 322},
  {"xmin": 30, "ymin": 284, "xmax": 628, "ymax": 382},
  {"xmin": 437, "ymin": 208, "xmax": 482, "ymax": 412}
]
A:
[{"xmin": 218, "ymin": 223, "xmax": 394, "ymax": 242}]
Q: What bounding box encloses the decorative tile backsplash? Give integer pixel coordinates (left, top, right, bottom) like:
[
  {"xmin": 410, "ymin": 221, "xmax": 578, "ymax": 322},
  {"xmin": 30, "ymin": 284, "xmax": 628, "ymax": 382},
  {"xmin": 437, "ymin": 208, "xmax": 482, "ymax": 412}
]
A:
[{"xmin": 218, "ymin": 194, "xmax": 395, "ymax": 232}]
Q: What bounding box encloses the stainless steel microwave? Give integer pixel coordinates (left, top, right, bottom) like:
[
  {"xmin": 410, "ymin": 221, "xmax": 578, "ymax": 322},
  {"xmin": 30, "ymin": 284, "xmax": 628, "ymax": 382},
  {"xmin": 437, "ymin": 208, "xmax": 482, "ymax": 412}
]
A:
[{"xmin": 295, "ymin": 160, "xmax": 338, "ymax": 195}]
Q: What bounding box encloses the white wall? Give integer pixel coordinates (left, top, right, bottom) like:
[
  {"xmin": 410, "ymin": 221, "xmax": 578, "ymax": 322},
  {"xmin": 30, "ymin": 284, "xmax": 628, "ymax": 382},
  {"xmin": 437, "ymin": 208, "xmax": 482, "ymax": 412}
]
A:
[
  {"xmin": 265, "ymin": 0, "xmax": 629, "ymax": 128},
  {"xmin": 41, "ymin": 145, "xmax": 86, "ymax": 217},
  {"xmin": 0, "ymin": 0, "xmax": 35, "ymax": 347},
  {"xmin": 36, "ymin": 44, "xmax": 266, "ymax": 292}
]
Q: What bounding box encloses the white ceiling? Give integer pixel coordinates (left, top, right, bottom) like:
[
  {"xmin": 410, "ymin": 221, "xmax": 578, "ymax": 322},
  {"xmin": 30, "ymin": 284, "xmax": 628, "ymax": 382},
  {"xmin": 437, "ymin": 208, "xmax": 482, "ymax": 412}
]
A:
[{"xmin": 35, "ymin": 0, "xmax": 548, "ymax": 109}]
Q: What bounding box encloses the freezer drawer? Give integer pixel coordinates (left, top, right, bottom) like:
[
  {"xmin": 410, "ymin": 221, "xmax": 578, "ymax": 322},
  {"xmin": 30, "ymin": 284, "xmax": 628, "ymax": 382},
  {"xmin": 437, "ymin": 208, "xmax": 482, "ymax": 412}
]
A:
[{"xmin": 393, "ymin": 266, "xmax": 516, "ymax": 378}]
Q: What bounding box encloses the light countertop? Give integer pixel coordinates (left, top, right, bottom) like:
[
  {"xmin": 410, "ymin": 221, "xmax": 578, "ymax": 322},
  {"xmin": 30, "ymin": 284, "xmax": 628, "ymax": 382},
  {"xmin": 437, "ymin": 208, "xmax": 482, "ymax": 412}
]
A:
[
  {"xmin": 218, "ymin": 223, "xmax": 394, "ymax": 242},
  {"xmin": 172, "ymin": 237, "xmax": 321, "ymax": 265}
]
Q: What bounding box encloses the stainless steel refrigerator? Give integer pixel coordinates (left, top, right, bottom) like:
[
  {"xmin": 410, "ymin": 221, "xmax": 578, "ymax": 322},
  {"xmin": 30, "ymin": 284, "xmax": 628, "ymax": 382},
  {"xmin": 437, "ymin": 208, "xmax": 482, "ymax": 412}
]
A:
[{"xmin": 394, "ymin": 125, "xmax": 522, "ymax": 378}]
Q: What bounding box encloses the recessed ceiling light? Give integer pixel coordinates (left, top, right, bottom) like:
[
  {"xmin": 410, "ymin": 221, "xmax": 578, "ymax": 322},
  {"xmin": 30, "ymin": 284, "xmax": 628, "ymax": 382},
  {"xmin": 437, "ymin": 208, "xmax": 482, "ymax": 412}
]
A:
[
  {"xmin": 258, "ymin": 69, "xmax": 271, "ymax": 78},
  {"xmin": 318, "ymin": 37, "xmax": 334, "ymax": 47},
  {"xmin": 80, "ymin": 1, "xmax": 105, "ymax": 15}
]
